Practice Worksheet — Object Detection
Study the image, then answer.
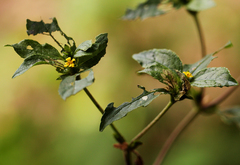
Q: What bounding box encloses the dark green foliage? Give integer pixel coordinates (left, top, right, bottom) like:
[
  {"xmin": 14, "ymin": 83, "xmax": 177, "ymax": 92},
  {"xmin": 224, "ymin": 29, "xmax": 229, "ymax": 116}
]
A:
[
  {"xmin": 7, "ymin": 18, "xmax": 108, "ymax": 100},
  {"xmin": 123, "ymin": 0, "xmax": 216, "ymax": 20},
  {"xmin": 100, "ymin": 86, "xmax": 168, "ymax": 131}
]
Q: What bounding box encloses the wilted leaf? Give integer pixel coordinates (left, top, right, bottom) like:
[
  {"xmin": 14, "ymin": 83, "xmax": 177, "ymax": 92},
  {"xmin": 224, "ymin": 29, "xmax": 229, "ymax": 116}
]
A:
[
  {"xmin": 133, "ymin": 49, "xmax": 183, "ymax": 71},
  {"xmin": 191, "ymin": 67, "xmax": 238, "ymax": 87},
  {"xmin": 100, "ymin": 86, "xmax": 168, "ymax": 131},
  {"xmin": 187, "ymin": 0, "xmax": 216, "ymax": 12},
  {"xmin": 58, "ymin": 70, "xmax": 94, "ymax": 100}
]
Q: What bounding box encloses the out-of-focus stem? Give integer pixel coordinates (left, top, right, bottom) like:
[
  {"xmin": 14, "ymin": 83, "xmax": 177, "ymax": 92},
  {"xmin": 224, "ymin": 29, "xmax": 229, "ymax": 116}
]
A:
[
  {"xmin": 153, "ymin": 108, "xmax": 199, "ymax": 165},
  {"xmin": 130, "ymin": 100, "xmax": 174, "ymax": 145}
]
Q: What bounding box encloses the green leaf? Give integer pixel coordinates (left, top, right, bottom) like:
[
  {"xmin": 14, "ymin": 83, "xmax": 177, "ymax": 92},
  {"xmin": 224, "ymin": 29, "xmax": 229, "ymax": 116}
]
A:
[
  {"xmin": 218, "ymin": 107, "xmax": 240, "ymax": 128},
  {"xmin": 191, "ymin": 67, "xmax": 238, "ymax": 87},
  {"xmin": 122, "ymin": 0, "xmax": 166, "ymax": 20},
  {"xmin": 8, "ymin": 39, "xmax": 64, "ymax": 78},
  {"xmin": 183, "ymin": 41, "xmax": 233, "ymax": 76},
  {"xmin": 74, "ymin": 33, "xmax": 108, "ymax": 69},
  {"xmin": 133, "ymin": 49, "xmax": 183, "ymax": 71},
  {"xmin": 187, "ymin": 0, "xmax": 216, "ymax": 12},
  {"xmin": 6, "ymin": 39, "xmax": 63, "ymax": 60},
  {"xmin": 139, "ymin": 63, "xmax": 182, "ymax": 86},
  {"xmin": 58, "ymin": 70, "xmax": 94, "ymax": 100},
  {"xmin": 100, "ymin": 86, "xmax": 167, "ymax": 131},
  {"xmin": 26, "ymin": 17, "xmax": 61, "ymax": 35},
  {"xmin": 183, "ymin": 54, "xmax": 217, "ymax": 76},
  {"xmin": 12, "ymin": 55, "xmax": 49, "ymax": 78}
]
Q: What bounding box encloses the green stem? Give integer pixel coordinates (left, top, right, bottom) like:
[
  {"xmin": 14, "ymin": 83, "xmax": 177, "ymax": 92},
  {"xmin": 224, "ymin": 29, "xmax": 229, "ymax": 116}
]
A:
[
  {"xmin": 153, "ymin": 108, "xmax": 199, "ymax": 165},
  {"xmin": 189, "ymin": 11, "xmax": 206, "ymax": 106},
  {"xmin": 190, "ymin": 11, "xmax": 206, "ymax": 58},
  {"xmin": 83, "ymin": 88, "xmax": 126, "ymax": 142},
  {"xmin": 130, "ymin": 100, "xmax": 174, "ymax": 145}
]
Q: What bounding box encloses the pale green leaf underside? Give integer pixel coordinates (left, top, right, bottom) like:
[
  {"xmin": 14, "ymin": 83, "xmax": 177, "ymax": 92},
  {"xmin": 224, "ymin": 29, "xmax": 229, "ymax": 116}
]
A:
[
  {"xmin": 76, "ymin": 40, "xmax": 92, "ymax": 51},
  {"xmin": 133, "ymin": 49, "xmax": 183, "ymax": 71},
  {"xmin": 187, "ymin": 0, "xmax": 216, "ymax": 12},
  {"xmin": 100, "ymin": 86, "xmax": 168, "ymax": 131},
  {"xmin": 191, "ymin": 67, "xmax": 238, "ymax": 87},
  {"xmin": 58, "ymin": 70, "xmax": 94, "ymax": 100}
]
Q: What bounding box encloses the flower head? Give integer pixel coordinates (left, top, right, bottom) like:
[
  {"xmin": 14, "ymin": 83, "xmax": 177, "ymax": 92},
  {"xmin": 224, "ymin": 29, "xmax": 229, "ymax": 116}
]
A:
[
  {"xmin": 183, "ymin": 71, "xmax": 193, "ymax": 78},
  {"xmin": 64, "ymin": 57, "xmax": 75, "ymax": 68}
]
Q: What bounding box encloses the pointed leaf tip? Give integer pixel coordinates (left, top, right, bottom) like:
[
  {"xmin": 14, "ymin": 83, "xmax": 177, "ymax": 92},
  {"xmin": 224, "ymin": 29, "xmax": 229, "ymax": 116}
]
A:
[{"xmin": 100, "ymin": 86, "xmax": 165, "ymax": 131}]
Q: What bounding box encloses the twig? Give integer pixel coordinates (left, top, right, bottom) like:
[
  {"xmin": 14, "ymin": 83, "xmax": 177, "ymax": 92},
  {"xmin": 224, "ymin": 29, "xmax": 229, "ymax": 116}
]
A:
[
  {"xmin": 130, "ymin": 100, "xmax": 174, "ymax": 145},
  {"xmin": 190, "ymin": 11, "xmax": 206, "ymax": 58},
  {"xmin": 83, "ymin": 88, "xmax": 126, "ymax": 143}
]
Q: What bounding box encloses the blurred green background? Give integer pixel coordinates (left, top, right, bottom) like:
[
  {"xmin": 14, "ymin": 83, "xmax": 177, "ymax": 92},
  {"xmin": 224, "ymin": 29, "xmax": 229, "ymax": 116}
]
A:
[{"xmin": 1, "ymin": 0, "xmax": 240, "ymax": 164}]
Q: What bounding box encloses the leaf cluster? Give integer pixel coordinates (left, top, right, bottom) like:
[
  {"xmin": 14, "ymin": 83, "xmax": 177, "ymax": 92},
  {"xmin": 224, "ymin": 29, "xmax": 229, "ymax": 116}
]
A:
[
  {"xmin": 6, "ymin": 18, "xmax": 108, "ymax": 100},
  {"xmin": 100, "ymin": 42, "xmax": 238, "ymax": 131},
  {"xmin": 123, "ymin": 0, "xmax": 216, "ymax": 20}
]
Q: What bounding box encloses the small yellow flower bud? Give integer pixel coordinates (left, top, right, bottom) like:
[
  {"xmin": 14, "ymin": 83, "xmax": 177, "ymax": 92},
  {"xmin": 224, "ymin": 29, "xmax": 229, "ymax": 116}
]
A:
[
  {"xmin": 64, "ymin": 57, "xmax": 76, "ymax": 68},
  {"xmin": 183, "ymin": 71, "xmax": 193, "ymax": 78}
]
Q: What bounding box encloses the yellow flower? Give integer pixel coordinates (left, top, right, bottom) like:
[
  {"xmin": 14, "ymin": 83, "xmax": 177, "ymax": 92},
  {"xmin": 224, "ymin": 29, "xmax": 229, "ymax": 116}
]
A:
[
  {"xmin": 64, "ymin": 57, "xmax": 76, "ymax": 68},
  {"xmin": 183, "ymin": 71, "xmax": 193, "ymax": 78}
]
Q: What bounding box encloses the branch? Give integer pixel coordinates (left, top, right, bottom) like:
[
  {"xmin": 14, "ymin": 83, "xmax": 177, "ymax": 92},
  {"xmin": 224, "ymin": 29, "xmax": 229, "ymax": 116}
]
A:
[{"xmin": 153, "ymin": 108, "xmax": 199, "ymax": 165}]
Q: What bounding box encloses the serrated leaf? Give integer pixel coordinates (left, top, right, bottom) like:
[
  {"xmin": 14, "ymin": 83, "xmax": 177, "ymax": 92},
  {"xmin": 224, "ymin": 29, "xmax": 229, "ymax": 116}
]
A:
[
  {"xmin": 122, "ymin": 0, "xmax": 166, "ymax": 20},
  {"xmin": 187, "ymin": 0, "xmax": 216, "ymax": 12},
  {"xmin": 74, "ymin": 33, "xmax": 108, "ymax": 69},
  {"xmin": 58, "ymin": 70, "xmax": 94, "ymax": 100},
  {"xmin": 133, "ymin": 49, "xmax": 183, "ymax": 71},
  {"xmin": 218, "ymin": 107, "xmax": 240, "ymax": 128},
  {"xmin": 191, "ymin": 67, "xmax": 238, "ymax": 87},
  {"xmin": 183, "ymin": 41, "xmax": 233, "ymax": 76},
  {"xmin": 100, "ymin": 86, "xmax": 167, "ymax": 131}
]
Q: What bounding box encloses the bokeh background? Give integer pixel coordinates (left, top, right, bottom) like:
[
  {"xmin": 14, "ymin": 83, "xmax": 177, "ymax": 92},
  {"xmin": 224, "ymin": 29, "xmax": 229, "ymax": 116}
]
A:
[{"xmin": 1, "ymin": 0, "xmax": 240, "ymax": 164}]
